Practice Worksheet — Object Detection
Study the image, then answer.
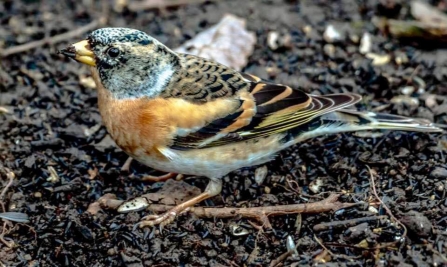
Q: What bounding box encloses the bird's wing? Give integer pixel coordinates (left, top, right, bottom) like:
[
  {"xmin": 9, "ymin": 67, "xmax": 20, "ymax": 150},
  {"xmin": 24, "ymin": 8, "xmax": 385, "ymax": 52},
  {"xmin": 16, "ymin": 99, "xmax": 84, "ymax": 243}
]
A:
[{"xmin": 169, "ymin": 56, "xmax": 361, "ymax": 150}]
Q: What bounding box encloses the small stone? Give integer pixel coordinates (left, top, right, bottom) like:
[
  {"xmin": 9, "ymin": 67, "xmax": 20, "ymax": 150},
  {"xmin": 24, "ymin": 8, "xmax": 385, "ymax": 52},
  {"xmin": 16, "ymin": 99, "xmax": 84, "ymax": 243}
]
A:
[
  {"xmin": 400, "ymin": 86, "xmax": 415, "ymax": 96},
  {"xmin": 46, "ymin": 166, "xmax": 60, "ymax": 183},
  {"xmin": 34, "ymin": 192, "xmax": 42, "ymax": 198},
  {"xmin": 400, "ymin": 211, "xmax": 432, "ymax": 238},
  {"xmin": 205, "ymin": 249, "xmax": 218, "ymax": 258},
  {"xmin": 350, "ymin": 34, "xmax": 360, "ymax": 44},
  {"xmin": 366, "ymin": 53, "xmax": 390, "ymax": 66},
  {"xmin": 107, "ymin": 248, "xmax": 117, "ymax": 256},
  {"xmin": 435, "ymin": 182, "xmax": 444, "ymax": 192},
  {"xmin": 302, "ymin": 25, "xmax": 312, "ymax": 35},
  {"xmin": 267, "ymin": 31, "xmax": 280, "ymax": 50},
  {"xmin": 265, "ymin": 66, "xmax": 280, "ymax": 78},
  {"xmin": 344, "ymin": 222, "xmax": 369, "ymax": 241},
  {"xmin": 368, "ymin": 206, "xmax": 379, "ymax": 214},
  {"xmin": 390, "ymin": 95, "xmax": 419, "ymax": 107},
  {"xmin": 359, "ymin": 32, "xmax": 372, "ymax": 54},
  {"xmin": 309, "ymin": 177, "xmax": 324, "ymax": 194},
  {"xmin": 267, "ymin": 31, "xmax": 292, "ymax": 51},
  {"xmin": 395, "ymin": 52, "xmax": 409, "ymax": 65},
  {"xmin": 254, "ymin": 165, "xmax": 268, "ymax": 185},
  {"xmin": 264, "ymin": 186, "xmax": 271, "ymax": 194},
  {"xmin": 79, "ymin": 75, "xmax": 97, "ymax": 89},
  {"xmin": 323, "ymin": 44, "xmax": 336, "ymax": 57},
  {"xmin": 430, "ymin": 167, "xmax": 447, "ymax": 179},
  {"xmin": 425, "ymin": 94, "xmax": 437, "ymax": 109},
  {"xmin": 323, "ymin": 25, "xmax": 344, "ymax": 43}
]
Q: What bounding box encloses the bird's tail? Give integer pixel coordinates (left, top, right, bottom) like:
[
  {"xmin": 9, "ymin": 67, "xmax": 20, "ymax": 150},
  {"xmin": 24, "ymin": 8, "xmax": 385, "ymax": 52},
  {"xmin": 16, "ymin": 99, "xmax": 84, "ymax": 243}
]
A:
[
  {"xmin": 292, "ymin": 109, "xmax": 444, "ymax": 143},
  {"xmin": 335, "ymin": 109, "xmax": 444, "ymax": 133}
]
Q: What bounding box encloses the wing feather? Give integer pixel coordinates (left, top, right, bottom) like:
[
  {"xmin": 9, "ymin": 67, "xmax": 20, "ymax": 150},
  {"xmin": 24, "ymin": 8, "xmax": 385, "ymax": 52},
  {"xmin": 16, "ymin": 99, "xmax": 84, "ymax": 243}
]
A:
[{"xmin": 169, "ymin": 55, "xmax": 362, "ymax": 149}]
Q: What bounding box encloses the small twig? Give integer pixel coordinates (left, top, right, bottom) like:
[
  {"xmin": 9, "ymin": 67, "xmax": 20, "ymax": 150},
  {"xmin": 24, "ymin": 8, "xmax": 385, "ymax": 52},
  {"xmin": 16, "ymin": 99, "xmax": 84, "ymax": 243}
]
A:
[
  {"xmin": 269, "ymin": 250, "xmax": 292, "ymax": 267},
  {"xmin": 121, "ymin": 157, "xmax": 133, "ymax": 172},
  {"xmin": 0, "ymin": 170, "xmax": 15, "ymax": 212},
  {"xmin": 0, "ymin": 170, "xmax": 16, "ymax": 248},
  {"xmin": 128, "ymin": 0, "xmax": 218, "ymax": 11},
  {"xmin": 367, "ymin": 165, "xmax": 407, "ymax": 246},
  {"xmin": 313, "ymin": 215, "xmax": 388, "ymax": 232},
  {"xmin": 314, "ymin": 234, "xmax": 362, "ymax": 262},
  {"xmin": 314, "ymin": 234, "xmax": 334, "ymax": 257},
  {"xmin": 0, "ymin": 18, "xmax": 106, "ymax": 57}
]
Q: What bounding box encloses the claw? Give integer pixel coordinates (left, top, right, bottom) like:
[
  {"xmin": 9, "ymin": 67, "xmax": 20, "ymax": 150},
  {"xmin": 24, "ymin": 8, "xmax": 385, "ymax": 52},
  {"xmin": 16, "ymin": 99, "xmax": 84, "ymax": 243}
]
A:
[{"xmin": 139, "ymin": 211, "xmax": 178, "ymax": 228}]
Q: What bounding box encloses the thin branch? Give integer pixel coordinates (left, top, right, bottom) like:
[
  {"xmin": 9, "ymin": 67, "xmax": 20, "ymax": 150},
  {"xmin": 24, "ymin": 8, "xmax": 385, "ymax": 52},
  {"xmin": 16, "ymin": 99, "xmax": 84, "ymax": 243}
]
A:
[
  {"xmin": 0, "ymin": 171, "xmax": 15, "ymax": 212},
  {"xmin": 128, "ymin": 0, "xmax": 218, "ymax": 11},
  {"xmin": 95, "ymin": 193, "xmax": 357, "ymax": 229},
  {"xmin": 313, "ymin": 215, "xmax": 388, "ymax": 232},
  {"xmin": 367, "ymin": 165, "xmax": 407, "ymax": 247},
  {"xmin": 0, "ymin": 17, "xmax": 106, "ymax": 57},
  {"xmin": 269, "ymin": 250, "xmax": 291, "ymax": 267},
  {"xmin": 0, "ymin": 170, "xmax": 15, "ymax": 248}
]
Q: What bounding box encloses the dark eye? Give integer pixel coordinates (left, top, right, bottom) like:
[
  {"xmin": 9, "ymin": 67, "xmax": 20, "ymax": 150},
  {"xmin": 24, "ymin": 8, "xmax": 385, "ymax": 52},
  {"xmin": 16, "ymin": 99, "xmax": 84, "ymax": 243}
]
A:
[{"xmin": 107, "ymin": 47, "xmax": 120, "ymax": 58}]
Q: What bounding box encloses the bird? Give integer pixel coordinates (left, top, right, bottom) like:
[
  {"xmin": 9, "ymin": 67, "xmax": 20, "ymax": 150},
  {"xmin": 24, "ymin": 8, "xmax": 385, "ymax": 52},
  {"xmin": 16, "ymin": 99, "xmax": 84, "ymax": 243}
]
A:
[{"xmin": 59, "ymin": 27, "xmax": 443, "ymax": 227}]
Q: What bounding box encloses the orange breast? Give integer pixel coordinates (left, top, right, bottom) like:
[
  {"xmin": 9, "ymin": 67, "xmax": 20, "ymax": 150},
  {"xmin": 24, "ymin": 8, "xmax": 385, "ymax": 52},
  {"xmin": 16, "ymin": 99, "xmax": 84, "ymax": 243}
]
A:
[
  {"xmin": 91, "ymin": 67, "xmax": 241, "ymax": 163},
  {"xmin": 92, "ymin": 69, "xmax": 168, "ymax": 161}
]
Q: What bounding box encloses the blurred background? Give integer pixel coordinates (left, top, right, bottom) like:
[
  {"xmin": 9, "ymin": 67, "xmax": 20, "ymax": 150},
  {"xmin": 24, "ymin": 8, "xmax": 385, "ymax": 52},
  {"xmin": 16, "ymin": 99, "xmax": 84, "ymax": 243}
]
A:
[{"xmin": 1, "ymin": 0, "xmax": 447, "ymax": 266}]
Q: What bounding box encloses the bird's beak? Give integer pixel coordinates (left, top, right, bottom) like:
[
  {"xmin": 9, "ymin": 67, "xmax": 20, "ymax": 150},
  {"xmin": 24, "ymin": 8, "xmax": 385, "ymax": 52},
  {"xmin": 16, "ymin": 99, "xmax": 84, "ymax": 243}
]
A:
[{"xmin": 59, "ymin": 40, "xmax": 96, "ymax": 67}]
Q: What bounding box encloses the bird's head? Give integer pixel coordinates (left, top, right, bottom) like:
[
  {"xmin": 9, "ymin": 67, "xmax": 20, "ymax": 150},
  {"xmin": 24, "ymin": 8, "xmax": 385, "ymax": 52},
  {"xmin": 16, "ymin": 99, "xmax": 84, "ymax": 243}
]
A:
[{"xmin": 59, "ymin": 27, "xmax": 180, "ymax": 99}]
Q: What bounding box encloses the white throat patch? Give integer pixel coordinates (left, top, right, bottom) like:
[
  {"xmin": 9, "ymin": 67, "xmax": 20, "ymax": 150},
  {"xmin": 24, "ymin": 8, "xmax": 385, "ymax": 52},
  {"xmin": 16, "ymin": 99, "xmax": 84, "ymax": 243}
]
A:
[{"xmin": 144, "ymin": 65, "xmax": 174, "ymax": 98}]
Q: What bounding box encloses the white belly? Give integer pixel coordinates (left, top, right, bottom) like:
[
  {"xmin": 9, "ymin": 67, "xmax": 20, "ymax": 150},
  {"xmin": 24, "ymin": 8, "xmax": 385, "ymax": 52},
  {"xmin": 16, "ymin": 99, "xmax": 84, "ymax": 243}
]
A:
[{"xmin": 131, "ymin": 134, "xmax": 286, "ymax": 178}]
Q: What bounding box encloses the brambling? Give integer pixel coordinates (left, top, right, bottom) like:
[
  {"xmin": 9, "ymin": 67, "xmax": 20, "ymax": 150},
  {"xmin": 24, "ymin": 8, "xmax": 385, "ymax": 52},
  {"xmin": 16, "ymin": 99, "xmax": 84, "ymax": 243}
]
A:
[{"xmin": 60, "ymin": 27, "xmax": 442, "ymax": 227}]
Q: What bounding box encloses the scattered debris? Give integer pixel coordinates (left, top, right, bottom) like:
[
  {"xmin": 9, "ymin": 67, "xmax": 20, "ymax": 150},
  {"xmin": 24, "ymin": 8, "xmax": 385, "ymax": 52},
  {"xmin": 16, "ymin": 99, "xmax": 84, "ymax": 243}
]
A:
[
  {"xmin": 0, "ymin": 212, "xmax": 29, "ymax": 223},
  {"xmin": 46, "ymin": 166, "xmax": 60, "ymax": 183},
  {"xmin": 79, "ymin": 75, "xmax": 97, "ymax": 89},
  {"xmin": 366, "ymin": 53, "xmax": 391, "ymax": 66},
  {"xmin": 323, "ymin": 24, "xmax": 344, "ymax": 43},
  {"xmin": 374, "ymin": 1, "xmax": 447, "ymax": 45},
  {"xmin": 267, "ymin": 31, "xmax": 292, "ymax": 51},
  {"xmin": 286, "ymin": 236, "xmax": 299, "ymax": 259},
  {"xmin": 229, "ymin": 223, "xmax": 250, "ymax": 236},
  {"xmin": 254, "ymin": 165, "xmax": 268, "ymax": 186},
  {"xmin": 359, "ymin": 32, "xmax": 372, "ymax": 54},
  {"xmin": 309, "ymin": 177, "xmax": 324, "ymax": 194}
]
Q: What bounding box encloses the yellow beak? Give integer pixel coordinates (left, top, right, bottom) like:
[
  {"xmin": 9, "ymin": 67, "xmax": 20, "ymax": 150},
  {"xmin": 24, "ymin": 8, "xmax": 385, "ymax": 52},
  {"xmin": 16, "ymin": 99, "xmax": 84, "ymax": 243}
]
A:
[{"xmin": 59, "ymin": 40, "xmax": 96, "ymax": 66}]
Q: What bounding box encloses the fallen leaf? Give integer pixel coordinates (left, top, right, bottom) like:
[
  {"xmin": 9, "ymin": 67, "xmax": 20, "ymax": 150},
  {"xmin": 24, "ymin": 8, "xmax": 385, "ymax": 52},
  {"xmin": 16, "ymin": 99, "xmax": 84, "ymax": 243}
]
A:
[
  {"xmin": 175, "ymin": 14, "xmax": 256, "ymax": 70},
  {"xmin": 144, "ymin": 179, "xmax": 201, "ymax": 206}
]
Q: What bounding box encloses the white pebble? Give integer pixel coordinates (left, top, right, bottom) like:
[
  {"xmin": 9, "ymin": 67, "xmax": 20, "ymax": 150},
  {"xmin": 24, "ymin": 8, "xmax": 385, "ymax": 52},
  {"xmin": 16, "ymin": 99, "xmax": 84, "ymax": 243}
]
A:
[
  {"xmin": 323, "ymin": 25, "xmax": 343, "ymax": 43},
  {"xmin": 359, "ymin": 32, "xmax": 372, "ymax": 54}
]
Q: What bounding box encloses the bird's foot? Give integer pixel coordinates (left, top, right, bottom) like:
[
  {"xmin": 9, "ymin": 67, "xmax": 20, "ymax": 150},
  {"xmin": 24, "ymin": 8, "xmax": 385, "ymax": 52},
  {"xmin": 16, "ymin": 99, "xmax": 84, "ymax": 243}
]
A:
[
  {"xmin": 137, "ymin": 179, "xmax": 222, "ymax": 228},
  {"xmin": 139, "ymin": 207, "xmax": 191, "ymax": 228}
]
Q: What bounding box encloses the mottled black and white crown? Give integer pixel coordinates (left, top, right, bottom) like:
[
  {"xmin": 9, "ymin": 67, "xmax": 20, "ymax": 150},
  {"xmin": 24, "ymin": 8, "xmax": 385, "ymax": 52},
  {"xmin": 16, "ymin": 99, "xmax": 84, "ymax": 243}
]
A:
[{"xmin": 88, "ymin": 27, "xmax": 154, "ymax": 46}]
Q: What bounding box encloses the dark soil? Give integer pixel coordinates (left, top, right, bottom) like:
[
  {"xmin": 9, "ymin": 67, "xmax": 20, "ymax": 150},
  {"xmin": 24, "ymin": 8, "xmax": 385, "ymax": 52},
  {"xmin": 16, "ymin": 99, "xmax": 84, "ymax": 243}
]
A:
[{"xmin": 1, "ymin": 0, "xmax": 447, "ymax": 266}]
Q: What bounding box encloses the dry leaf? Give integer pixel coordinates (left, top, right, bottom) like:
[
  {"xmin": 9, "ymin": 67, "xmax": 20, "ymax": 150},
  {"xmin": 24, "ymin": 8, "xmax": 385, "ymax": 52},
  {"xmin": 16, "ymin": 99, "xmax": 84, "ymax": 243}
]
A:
[
  {"xmin": 144, "ymin": 179, "xmax": 201, "ymax": 206},
  {"xmin": 411, "ymin": 1, "xmax": 447, "ymax": 25},
  {"xmin": 175, "ymin": 14, "xmax": 256, "ymax": 70}
]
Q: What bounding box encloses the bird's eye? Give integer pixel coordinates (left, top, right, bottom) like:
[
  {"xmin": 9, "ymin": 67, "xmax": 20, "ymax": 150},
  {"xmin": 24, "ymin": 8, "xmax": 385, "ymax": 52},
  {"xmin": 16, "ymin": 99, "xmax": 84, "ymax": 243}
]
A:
[{"xmin": 107, "ymin": 47, "xmax": 120, "ymax": 58}]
